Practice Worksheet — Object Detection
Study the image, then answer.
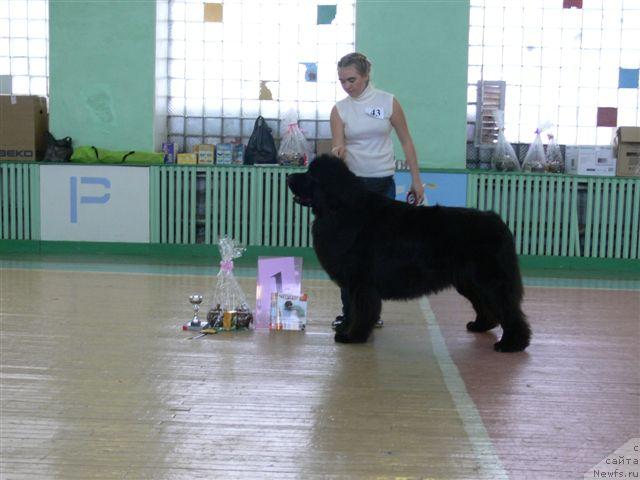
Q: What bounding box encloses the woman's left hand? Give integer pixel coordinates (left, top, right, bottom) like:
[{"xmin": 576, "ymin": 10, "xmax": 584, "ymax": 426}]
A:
[{"xmin": 410, "ymin": 180, "xmax": 425, "ymax": 206}]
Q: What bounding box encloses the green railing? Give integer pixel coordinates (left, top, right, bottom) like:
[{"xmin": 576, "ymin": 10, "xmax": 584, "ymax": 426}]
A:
[
  {"xmin": 0, "ymin": 163, "xmax": 40, "ymax": 240},
  {"xmin": 149, "ymin": 165, "xmax": 312, "ymax": 247},
  {"xmin": 468, "ymin": 173, "xmax": 640, "ymax": 259}
]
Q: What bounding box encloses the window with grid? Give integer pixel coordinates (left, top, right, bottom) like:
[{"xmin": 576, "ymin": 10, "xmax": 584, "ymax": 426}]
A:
[
  {"xmin": 0, "ymin": 0, "xmax": 49, "ymax": 96},
  {"xmin": 468, "ymin": 0, "xmax": 640, "ymax": 146},
  {"xmin": 166, "ymin": 0, "xmax": 356, "ymax": 154}
]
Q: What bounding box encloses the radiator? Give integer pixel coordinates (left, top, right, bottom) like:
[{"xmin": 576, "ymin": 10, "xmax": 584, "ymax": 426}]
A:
[
  {"xmin": 2, "ymin": 162, "xmax": 638, "ymax": 261},
  {"xmin": 149, "ymin": 165, "xmax": 312, "ymax": 247},
  {"xmin": 467, "ymin": 173, "xmax": 640, "ymax": 259},
  {"xmin": 0, "ymin": 163, "xmax": 40, "ymax": 240}
]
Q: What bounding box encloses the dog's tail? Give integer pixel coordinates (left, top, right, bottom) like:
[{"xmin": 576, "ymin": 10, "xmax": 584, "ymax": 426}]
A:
[
  {"xmin": 496, "ymin": 304, "xmax": 531, "ymax": 352},
  {"xmin": 495, "ymin": 216, "xmax": 524, "ymax": 301},
  {"xmin": 498, "ymin": 225, "xmax": 531, "ymax": 351}
]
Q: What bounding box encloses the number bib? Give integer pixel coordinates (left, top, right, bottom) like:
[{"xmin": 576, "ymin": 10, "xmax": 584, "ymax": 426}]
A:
[{"xmin": 365, "ymin": 106, "xmax": 385, "ymax": 119}]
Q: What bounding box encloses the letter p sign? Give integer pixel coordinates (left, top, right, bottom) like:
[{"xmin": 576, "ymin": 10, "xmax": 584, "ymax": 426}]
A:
[{"xmin": 70, "ymin": 176, "xmax": 111, "ymax": 223}]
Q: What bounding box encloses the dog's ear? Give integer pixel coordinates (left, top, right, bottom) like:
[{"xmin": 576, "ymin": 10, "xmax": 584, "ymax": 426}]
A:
[
  {"xmin": 310, "ymin": 185, "xmax": 328, "ymax": 216},
  {"xmin": 310, "ymin": 178, "xmax": 344, "ymax": 216},
  {"xmin": 311, "ymin": 155, "xmax": 367, "ymax": 213},
  {"xmin": 322, "ymin": 174, "xmax": 366, "ymax": 212},
  {"xmin": 312, "ymin": 184, "xmax": 343, "ymax": 216}
]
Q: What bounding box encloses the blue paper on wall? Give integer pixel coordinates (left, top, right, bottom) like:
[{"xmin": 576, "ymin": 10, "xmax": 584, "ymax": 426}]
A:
[
  {"xmin": 618, "ymin": 68, "xmax": 639, "ymax": 89},
  {"xmin": 317, "ymin": 5, "xmax": 336, "ymax": 25},
  {"xmin": 300, "ymin": 63, "xmax": 318, "ymax": 82}
]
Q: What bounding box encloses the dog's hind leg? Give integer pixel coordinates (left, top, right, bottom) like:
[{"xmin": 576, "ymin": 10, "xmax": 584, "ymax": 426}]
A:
[
  {"xmin": 459, "ymin": 278, "xmax": 530, "ymax": 351},
  {"xmin": 455, "ymin": 283, "xmax": 498, "ymax": 333},
  {"xmin": 494, "ymin": 303, "xmax": 531, "ymax": 352},
  {"xmin": 491, "ymin": 241, "xmax": 531, "ymax": 351},
  {"xmin": 334, "ymin": 285, "xmax": 381, "ymax": 344},
  {"xmin": 476, "ymin": 289, "xmax": 530, "ymax": 352}
]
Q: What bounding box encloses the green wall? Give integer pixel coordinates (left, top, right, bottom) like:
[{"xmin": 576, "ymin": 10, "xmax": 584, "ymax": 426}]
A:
[
  {"xmin": 47, "ymin": 1, "xmax": 469, "ymax": 166},
  {"xmin": 48, "ymin": 0, "xmax": 158, "ymax": 151},
  {"xmin": 356, "ymin": 0, "xmax": 470, "ymax": 169}
]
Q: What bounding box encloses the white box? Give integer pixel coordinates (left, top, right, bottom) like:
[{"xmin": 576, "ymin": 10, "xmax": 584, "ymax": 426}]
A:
[{"xmin": 565, "ymin": 146, "xmax": 616, "ymax": 176}]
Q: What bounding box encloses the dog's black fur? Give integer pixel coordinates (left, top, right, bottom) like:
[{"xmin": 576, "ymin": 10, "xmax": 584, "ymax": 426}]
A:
[{"xmin": 287, "ymin": 154, "xmax": 531, "ymax": 352}]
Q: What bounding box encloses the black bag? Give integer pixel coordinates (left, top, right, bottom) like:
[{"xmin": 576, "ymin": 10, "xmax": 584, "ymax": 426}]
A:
[
  {"xmin": 244, "ymin": 116, "xmax": 277, "ymax": 165},
  {"xmin": 42, "ymin": 132, "xmax": 73, "ymax": 162}
]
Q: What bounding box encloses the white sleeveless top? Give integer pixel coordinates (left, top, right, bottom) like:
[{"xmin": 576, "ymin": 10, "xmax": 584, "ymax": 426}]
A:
[{"xmin": 335, "ymin": 84, "xmax": 395, "ymax": 178}]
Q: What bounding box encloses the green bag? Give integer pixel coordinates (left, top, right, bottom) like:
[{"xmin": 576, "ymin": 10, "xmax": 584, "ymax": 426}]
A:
[{"xmin": 70, "ymin": 146, "xmax": 164, "ymax": 165}]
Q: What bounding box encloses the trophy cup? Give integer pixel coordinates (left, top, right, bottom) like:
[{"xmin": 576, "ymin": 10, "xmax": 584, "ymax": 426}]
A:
[{"xmin": 188, "ymin": 294, "xmax": 203, "ymax": 328}]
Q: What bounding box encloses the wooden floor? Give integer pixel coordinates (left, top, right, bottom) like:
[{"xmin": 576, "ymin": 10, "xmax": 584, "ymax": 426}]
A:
[{"xmin": 0, "ymin": 258, "xmax": 638, "ymax": 479}]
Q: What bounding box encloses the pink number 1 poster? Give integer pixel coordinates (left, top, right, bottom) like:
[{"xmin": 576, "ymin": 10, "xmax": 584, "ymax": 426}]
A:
[{"xmin": 255, "ymin": 257, "xmax": 303, "ymax": 329}]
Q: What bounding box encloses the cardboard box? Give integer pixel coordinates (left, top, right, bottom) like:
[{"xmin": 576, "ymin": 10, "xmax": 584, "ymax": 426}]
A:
[
  {"xmin": 0, "ymin": 95, "xmax": 48, "ymax": 161},
  {"xmin": 214, "ymin": 143, "xmax": 244, "ymax": 165},
  {"xmin": 162, "ymin": 142, "xmax": 175, "ymax": 164},
  {"xmin": 177, "ymin": 153, "xmax": 197, "ymax": 164},
  {"xmin": 215, "ymin": 143, "xmax": 233, "ymax": 164},
  {"xmin": 195, "ymin": 144, "xmax": 215, "ymax": 165},
  {"xmin": 232, "ymin": 143, "xmax": 245, "ymax": 164},
  {"xmin": 617, "ymin": 144, "xmax": 640, "ymax": 177},
  {"xmin": 618, "ymin": 126, "xmax": 640, "ymax": 143},
  {"xmin": 565, "ymin": 146, "xmax": 616, "ymax": 176},
  {"xmin": 615, "ymin": 127, "xmax": 640, "ymax": 177}
]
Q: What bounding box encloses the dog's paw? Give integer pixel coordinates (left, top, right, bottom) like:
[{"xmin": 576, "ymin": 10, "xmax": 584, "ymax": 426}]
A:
[
  {"xmin": 466, "ymin": 318, "xmax": 497, "ymax": 333},
  {"xmin": 494, "ymin": 338, "xmax": 529, "ymax": 352}
]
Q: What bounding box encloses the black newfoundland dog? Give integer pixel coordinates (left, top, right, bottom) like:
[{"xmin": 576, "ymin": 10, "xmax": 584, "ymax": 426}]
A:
[{"xmin": 287, "ymin": 155, "xmax": 531, "ymax": 352}]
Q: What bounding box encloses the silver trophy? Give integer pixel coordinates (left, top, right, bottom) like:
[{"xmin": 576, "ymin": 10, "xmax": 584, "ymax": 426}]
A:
[{"xmin": 189, "ymin": 294, "xmax": 203, "ymax": 327}]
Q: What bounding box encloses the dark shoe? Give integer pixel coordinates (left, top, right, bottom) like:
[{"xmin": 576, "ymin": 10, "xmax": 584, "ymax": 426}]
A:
[{"xmin": 334, "ymin": 316, "xmax": 383, "ymax": 329}]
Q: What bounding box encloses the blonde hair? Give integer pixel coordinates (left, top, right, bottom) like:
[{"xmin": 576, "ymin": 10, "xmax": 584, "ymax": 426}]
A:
[{"xmin": 337, "ymin": 52, "xmax": 371, "ymax": 77}]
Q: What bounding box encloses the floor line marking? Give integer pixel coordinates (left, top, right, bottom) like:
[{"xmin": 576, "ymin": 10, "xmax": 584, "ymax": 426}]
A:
[{"xmin": 419, "ymin": 297, "xmax": 509, "ymax": 480}]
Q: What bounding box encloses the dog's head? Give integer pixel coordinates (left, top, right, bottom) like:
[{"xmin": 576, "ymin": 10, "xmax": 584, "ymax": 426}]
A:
[{"xmin": 287, "ymin": 154, "xmax": 366, "ymax": 216}]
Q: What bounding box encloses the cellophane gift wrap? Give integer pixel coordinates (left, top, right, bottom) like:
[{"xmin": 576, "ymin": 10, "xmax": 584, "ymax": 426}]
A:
[
  {"xmin": 277, "ymin": 109, "xmax": 309, "ymax": 166},
  {"xmin": 207, "ymin": 236, "xmax": 253, "ymax": 330},
  {"xmin": 491, "ymin": 110, "xmax": 520, "ymax": 172}
]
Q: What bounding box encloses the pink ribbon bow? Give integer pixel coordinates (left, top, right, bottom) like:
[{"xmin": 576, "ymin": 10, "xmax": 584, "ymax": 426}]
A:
[{"xmin": 220, "ymin": 260, "xmax": 234, "ymax": 273}]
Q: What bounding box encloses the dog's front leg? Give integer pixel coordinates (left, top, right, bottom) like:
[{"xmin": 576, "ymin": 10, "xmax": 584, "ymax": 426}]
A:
[{"xmin": 334, "ymin": 285, "xmax": 381, "ymax": 344}]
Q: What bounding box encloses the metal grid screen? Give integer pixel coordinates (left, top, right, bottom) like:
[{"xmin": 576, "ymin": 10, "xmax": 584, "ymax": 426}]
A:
[
  {"xmin": 0, "ymin": 0, "xmax": 49, "ymax": 96},
  {"xmin": 467, "ymin": 0, "xmax": 640, "ymax": 146},
  {"xmin": 166, "ymin": 0, "xmax": 356, "ymax": 154}
]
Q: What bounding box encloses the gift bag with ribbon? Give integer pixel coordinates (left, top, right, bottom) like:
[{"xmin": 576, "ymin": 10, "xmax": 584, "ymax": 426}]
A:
[
  {"xmin": 522, "ymin": 122, "xmax": 553, "ymax": 172},
  {"xmin": 278, "ymin": 110, "xmax": 309, "ymax": 166},
  {"xmin": 490, "ymin": 111, "xmax": 520, "ymax": 171},
  {"xmin": 207, "ymin": 236, "xmax": 253, "ymax": 330},
  {"xmin": 545, "ymin": 133, "xmax": 564, "ymax": 173}
]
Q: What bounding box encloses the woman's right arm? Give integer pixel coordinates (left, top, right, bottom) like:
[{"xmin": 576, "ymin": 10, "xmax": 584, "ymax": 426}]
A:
[{"xmin": 330, "ymin": 106, "xmax": 346, "ymax": 159}]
